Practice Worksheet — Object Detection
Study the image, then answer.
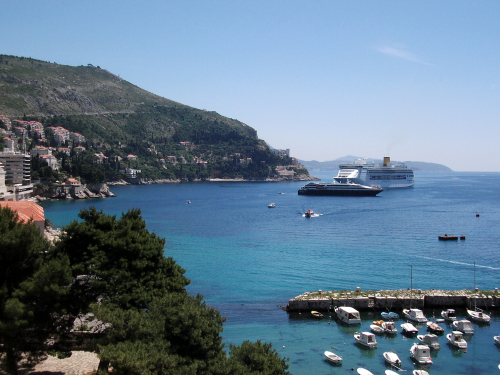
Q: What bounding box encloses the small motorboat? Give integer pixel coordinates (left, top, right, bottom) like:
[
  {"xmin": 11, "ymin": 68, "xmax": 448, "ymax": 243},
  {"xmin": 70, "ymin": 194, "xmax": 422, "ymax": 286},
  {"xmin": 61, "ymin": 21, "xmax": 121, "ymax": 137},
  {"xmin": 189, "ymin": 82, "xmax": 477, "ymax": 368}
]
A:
[
  {"xmin": 357, "ymin": 368, "xmax": 374, "ymax": 375},
  {"xmin": 370, "ymin": 324, "xmax": 385, "ymax": 334},
  {"xmin": 389, "ymin": 311, "xmax": 399, "ymax": 319},
  {"xmin": 447, "ymin": 331, "xmax": 467, "ymax": 348},
  {"xmin": 426, "ymin": 321, "xmax": 444, "ymax": 334},
  {"xmin": 268, "ymin": 203, "xmax": 275, "ymax": 208},
  {"xmin": 439, "ymin": 234, "xmax": 458, "ymax": 240},
  {"xmin": 304, "ymin": 209, "xmax": 314, "ymax": 218},
  {"xmin": 441, "ymin": 308, "xmax": 457, "ymax": 321},
  {"xmin": 467, "ymin": 307, "xmax": 490, "ymax": 323},
  {"xmin": 385, "ymin": 371, "xmax": 399, "ymax": 375},
  {"xmin": 311, "ymin": 310, "xmax": 323, "ymax": 318},
  {"xmin": 324, "ymin": 350, "xmax": 342, "ymax": 364},
  {"xmin": 354, "ymin": 332, "xmax": 377, "ymax": 348},
  {"xmin": 401, "ymin": 322, "xmax": 418, "ymax": 334},
  {"xmin": 413, "ymin": 371, "xmax": 430, "ymax": 375},
  {"xmin": 417, "ymin": 334, "xmax": 440, "ymax": 349},
  {"xmin": 410, "ymin": 343, "xmax": 433, "ymax": 365},
  {"xmin": 494, "ymin": 335, "xmax": 500, "ymax": 345},
  {"xmin": 403, "ymin": 308, "xmax": 428, "ymax": 323},
  {"xmin": 453, "ymin": 319, "xmax": 474, "ymax": 334},
  {"xmin": 383, "ymin": 351, "xmax": 402, "ymax": 369},
  {"xmin": 187, "ymin": 200, "xmax": 191, "ymax": 204},
  {"xmin": 382, "ymin": 321, "xmax": 398, "ymax": 334}
]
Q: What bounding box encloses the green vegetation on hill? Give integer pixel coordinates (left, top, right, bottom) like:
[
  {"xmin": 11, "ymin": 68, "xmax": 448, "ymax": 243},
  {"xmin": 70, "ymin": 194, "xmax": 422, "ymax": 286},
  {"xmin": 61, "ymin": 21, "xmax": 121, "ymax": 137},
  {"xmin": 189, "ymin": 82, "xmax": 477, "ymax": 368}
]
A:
[{"xmin": 1, "ymin": 55, "xmax": 305, "ymax": 182}]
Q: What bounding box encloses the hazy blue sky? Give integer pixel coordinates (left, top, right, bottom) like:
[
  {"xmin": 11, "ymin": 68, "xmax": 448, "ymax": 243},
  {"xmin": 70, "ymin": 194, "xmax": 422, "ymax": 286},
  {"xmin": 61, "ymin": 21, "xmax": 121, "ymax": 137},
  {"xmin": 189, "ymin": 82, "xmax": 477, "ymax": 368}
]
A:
[{"xmin": 2, "ymin": 1, "xmax": 499, "ymax": 171}]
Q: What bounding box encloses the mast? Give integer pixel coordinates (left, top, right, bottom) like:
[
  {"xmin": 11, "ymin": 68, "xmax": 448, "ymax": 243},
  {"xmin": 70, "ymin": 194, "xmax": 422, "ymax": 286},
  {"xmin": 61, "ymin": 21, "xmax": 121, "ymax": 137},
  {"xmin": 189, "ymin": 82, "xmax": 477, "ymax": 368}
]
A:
[{"xmin": 410, "ymin": 265, "xmax": 413, "ymax": 308}]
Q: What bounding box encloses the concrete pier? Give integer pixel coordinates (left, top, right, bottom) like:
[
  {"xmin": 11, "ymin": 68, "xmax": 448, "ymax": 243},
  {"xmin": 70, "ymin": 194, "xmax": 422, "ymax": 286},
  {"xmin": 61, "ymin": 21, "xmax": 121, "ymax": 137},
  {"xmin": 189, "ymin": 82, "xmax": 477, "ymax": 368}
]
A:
[{"xmin": 286, "ymin": 289, "xmax": 498, "ymax": 312}]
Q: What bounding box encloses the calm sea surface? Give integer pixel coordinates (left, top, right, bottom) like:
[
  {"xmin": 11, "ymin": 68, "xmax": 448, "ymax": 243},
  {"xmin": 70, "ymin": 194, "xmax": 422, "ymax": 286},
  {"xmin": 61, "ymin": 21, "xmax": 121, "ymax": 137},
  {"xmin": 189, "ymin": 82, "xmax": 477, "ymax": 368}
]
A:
[{"xmin": 42, "ymin": 172, "xmax": 500, "ymax": 374}]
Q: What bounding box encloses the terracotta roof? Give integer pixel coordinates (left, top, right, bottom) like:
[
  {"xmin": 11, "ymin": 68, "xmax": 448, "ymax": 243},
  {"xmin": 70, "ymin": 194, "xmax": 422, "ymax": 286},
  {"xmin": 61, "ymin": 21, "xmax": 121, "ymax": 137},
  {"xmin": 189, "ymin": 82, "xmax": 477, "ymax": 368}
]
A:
[{"xmin": 0, "ymin": 201, "xmax": 45, "ymax": 224}]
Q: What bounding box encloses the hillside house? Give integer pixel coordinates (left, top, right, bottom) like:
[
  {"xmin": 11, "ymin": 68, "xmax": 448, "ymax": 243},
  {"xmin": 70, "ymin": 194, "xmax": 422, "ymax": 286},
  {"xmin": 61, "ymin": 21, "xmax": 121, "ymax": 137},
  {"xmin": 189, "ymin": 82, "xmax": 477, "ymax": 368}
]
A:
[
  {"xmin": 0, "ymin": 201, "xmax": 45, "ymax": 234},
  {"xmin": 30, "ymin": 146, "xmax": 52, "ymax": 157},
  {"xmin": 74, "ymin": 146, "xmax": 86, "ymax": 153},
  {"xmin": 167, "ymin": 156, "xmax": 176, "ymax": 163},
  {"xmin": 3, "ymin": 137, "xmax": 16, "ymax": 152},
  {"xmin": 70, "ymin": 132, "xmax": 86, "ymax": 143},
  {"xmin": 39, "ymin": 154, "xmax": 59, "ymax": 169},
  {"xmin": 127, "ymin": 154, "xmax": 138, "ymax": 161},
  {"xmin": 0, "ymin": 115, "xmax": 12, "ymax": 128}
]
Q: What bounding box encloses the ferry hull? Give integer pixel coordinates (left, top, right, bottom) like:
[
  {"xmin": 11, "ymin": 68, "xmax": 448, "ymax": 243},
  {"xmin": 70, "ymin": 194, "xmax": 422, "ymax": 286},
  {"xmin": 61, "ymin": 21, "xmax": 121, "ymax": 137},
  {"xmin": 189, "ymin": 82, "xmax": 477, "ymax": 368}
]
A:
[{"xmin": 298, "ymin": 188, "xmax": 382, "ymax": 197}]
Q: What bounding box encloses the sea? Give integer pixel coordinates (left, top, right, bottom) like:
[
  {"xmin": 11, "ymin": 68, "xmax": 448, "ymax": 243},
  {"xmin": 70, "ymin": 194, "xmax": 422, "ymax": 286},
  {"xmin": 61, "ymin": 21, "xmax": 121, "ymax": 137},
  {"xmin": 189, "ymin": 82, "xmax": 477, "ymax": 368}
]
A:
[{"xmin": 41, "ymin": 171, "xmax": 500, "ymax": 374}]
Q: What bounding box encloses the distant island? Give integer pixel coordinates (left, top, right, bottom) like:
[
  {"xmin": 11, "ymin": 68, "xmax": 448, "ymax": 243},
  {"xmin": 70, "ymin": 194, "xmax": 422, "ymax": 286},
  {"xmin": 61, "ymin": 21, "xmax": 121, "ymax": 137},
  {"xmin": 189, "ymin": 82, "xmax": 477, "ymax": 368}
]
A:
[{"xmin": 299, "ymin": 156, "xmax": 452, "ymax": 172}]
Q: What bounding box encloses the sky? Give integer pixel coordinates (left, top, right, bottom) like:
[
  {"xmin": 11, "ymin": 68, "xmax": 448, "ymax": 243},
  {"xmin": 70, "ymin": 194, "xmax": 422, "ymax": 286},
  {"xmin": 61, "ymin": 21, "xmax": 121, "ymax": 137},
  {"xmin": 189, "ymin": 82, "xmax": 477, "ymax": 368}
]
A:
[{"xmin": 2, "ymin": 1, "xmax": 500, "ymax": 171}]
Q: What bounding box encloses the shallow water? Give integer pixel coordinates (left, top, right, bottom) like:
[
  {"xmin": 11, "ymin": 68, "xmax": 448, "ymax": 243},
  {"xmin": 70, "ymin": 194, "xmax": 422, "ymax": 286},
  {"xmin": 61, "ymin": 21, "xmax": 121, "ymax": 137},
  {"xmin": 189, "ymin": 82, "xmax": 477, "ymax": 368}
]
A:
[{"xmin": 43, "ymin": 171, "xmax": 500, "ymax": 374}]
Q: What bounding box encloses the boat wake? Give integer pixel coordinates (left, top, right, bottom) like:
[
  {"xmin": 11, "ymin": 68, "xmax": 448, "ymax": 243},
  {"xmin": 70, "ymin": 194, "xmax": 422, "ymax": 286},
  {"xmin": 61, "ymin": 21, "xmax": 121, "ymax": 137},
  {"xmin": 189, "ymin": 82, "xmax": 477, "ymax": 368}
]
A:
[
  {"xmin": 420, "ymin": 256, "xmax": 500, "ymax": 271},
  {"xmin": 302, "ymin": 213, "xmax": 321, "ymax": 218}
]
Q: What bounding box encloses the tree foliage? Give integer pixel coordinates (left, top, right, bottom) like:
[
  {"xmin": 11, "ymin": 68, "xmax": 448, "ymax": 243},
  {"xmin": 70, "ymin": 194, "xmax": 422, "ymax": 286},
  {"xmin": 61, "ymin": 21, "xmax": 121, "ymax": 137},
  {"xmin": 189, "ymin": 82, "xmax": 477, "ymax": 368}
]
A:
[
  {"xmin": 0, "ymin": 207, "xmax": 73, "ymax": 375},
  {"xmin": 1, "ymin": 206, "xmax": 290, "ymax": 375}
]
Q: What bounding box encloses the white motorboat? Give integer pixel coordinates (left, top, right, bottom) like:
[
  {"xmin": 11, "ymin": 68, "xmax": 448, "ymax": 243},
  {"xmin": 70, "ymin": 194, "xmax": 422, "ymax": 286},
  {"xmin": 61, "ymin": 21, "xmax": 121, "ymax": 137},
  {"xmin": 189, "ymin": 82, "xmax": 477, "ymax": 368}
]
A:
[
  {"xmin": 268, "ymin": 203, "xmax": 275, "ymax": 208},
  {"xmin": 410, "ymin": 343, "xmax": 433, "ymax": 365},
  {"xmin": 324, "ymin": 350, "xmax": 342, "ymax": 364},
  {"xmin": 354, "ymin": 332, "xmax": 377, "ymax": 348},
  {"xmin": 467, "ymin": 307, "xmax": 491, "ymax": 323},
  {"xmin": 335, "ymin": 306, "xmax": 361, "ymax": 324},
  {"xmin": 382, "ymin": 321, "xmax": 398, "ymax": 334},
  {"xmin": 426, "ymin": 321, "xmax": 444, "ymax": 334},
  {"xmin": 494, "ymin": 335, "xmax": 500, "ymax": 345},
  {"xmin": 401, "ymin": 322, "xmax": 418, "ymax": 334},
  {"xmin": 417, "ymin": 334, "xmax": 440, "ymax": 349},
  {"xmin": 385, "ymin": 371, "xmax": 399, "ymax": 375},
  {"xmin": 441, "ymin": 308, "xmax": 457, "ymax": 321},
  {"xmin": 413, "ymin": 370, "xmax": 430, "ymax": 375},
  {"xmin": 453, "ymin": 319, "xmax": 474, "ymax": 334},
  {"xmin": 357, "ymin": 368, "xmax": 374, "ymax": 375},
  {"xmin": 447, "ymin": 331, "xmax": 467, "ymax": 348},
  {"xmin": 383, "ymin": 351, "xmax": 402, "ymax": 369},
  {"xmin": 403, "ymin": 308, "xmax": 428, "ymax": 323},
  {"xmin": 370, "ymin": 324, "xmax": 385, "ymax": 334}
]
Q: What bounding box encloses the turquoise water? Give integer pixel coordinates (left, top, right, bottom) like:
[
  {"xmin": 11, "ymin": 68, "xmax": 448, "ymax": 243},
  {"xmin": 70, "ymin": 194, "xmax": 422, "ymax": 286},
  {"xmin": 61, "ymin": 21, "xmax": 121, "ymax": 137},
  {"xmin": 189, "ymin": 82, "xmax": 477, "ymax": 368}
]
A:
[{"xmin": 42, "ymin": 172, "xmax": 500, "ymax": 374}]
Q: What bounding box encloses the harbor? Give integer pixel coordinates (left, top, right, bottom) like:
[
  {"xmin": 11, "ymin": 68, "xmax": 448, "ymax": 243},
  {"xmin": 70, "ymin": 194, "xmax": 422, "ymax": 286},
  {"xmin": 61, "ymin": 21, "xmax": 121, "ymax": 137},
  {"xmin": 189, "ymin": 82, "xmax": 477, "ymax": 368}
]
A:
[{"xmin": 286, "ymin": 289, "xmax": 499, "ymax": 312}]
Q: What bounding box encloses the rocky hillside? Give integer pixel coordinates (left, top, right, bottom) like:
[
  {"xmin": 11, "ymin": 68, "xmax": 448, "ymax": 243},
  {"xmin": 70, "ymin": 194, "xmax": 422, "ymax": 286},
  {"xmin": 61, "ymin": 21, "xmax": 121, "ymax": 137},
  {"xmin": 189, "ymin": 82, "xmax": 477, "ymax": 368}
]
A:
[{"xmin": 0, "ymin": 54, "xmax": 308, "ymax": 182}]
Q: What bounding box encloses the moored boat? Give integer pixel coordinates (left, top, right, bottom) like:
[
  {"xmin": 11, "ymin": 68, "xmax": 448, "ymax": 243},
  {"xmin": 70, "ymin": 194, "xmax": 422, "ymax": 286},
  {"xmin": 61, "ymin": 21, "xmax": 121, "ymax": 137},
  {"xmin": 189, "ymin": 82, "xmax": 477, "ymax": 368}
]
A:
[
  {"xmin": 439, "ymin": 234, "xmax": 458, "ymax": 240},
  {"xmin": 354, "ymin": 332, "xmax": 377, "ymax": 348},
  {"xmin": 357, "ymin": 368, "xmax": 374, "ymax": 375},
  {"xmin": 403, "ymin": 308, "xmax": 428, "ymax": 323},
  {"xmin": 493, "ymin": 335, "xmax": 500, "ymax": 345},
  {"xmin": 383, "ymin": 351, "xmax": 402, "ymax": 368},
  {"xmin": 311, "ymin": 310, "xmax": 323, "ymax": 318},
  {"xmin": 453, "ymin": 319, "xmax": 474, "ymax": 334},
  {"xmin": 381, "ymin": 311, "xmax": 399, "ymax": 320},
  {"xmin": 335, "ymin": 306, "xmax": 361, "ymax": 324},
  {"xmin": 382, "ymin": 321, "xmax": 398, "ymax": 334},
  {"xmin": 324, "ymin": 350, "xmax": 342, "ymax": 364},
  {"xmin": 467, "ymin": 307, "xmax": 490, "ymax": 323},
  {"xmin": 410, "ymin": 343, "xmax": 433, "ymax": 365},
  {"xmin": 426, "ymin": 321, "xmax": 444, "ymax": 334},
  {"xmin": 370, "ymin": 324, "xmax": 385, "ymax": 334},
  {"xmin": 413, "ymin": 371, "xmax": 430, "ymax": 375},
  {"xmin": 447, "ymin": 331, "xmax": 467, "ymax": 348},
  {"xmin": 401, "ymin": 322, "xmax": 418, "ymax": 334},
  {"xmin": 417, "ymin": 334, "xmax": 440, "ymax": 349},
  {"xmin": 441, "ymin": 308, "xmax": 457, "ymax": 321}
]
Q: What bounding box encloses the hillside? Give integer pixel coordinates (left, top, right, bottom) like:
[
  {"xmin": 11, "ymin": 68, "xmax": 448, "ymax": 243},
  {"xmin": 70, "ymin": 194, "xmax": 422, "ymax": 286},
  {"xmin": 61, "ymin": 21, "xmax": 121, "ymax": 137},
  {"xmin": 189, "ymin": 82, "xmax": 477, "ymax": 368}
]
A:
[
  {"xmin": 299, "ymin": 157, "xmax": 452, "ymax": 172},
  {"xmin": 0, "ymin": 55, "xmax": 308, "ymax": 182}
]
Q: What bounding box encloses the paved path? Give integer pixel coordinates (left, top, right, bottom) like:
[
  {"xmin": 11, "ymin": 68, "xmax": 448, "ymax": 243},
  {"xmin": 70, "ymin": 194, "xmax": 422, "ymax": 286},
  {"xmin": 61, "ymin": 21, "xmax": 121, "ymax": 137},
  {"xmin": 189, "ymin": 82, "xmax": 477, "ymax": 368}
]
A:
[{"xmin": 1, "ymin": 351, "xmax": 99, "ymax": 375}]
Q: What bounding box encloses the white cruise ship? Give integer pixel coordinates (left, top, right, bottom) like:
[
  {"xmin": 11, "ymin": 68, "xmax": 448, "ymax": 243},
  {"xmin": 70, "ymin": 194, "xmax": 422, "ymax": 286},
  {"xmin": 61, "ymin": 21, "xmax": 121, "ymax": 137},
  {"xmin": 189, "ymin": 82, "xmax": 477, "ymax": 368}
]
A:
[{"xmin": 336, "ymin": 156, "xmax": 414, "ymax": 189}]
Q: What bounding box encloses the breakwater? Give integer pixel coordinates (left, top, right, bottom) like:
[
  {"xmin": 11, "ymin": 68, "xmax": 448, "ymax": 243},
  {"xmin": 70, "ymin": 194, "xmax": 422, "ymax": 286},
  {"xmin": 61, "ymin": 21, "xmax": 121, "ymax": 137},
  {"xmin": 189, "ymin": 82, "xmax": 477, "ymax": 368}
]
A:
[{"xmin": 286, "ymin": 289, "xmax": 499, "ymax": 312}]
